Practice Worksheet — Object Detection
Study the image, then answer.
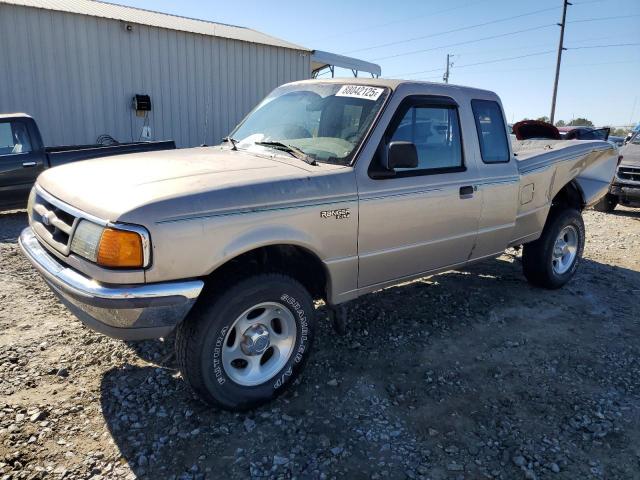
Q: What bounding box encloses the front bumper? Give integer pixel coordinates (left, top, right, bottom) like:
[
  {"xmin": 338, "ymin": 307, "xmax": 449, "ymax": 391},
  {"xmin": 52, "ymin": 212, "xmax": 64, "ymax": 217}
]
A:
[
  {"xmin": 610, "ymin": 183, "xmax": 640, "ymax": 203},
  {"xmin": 19, "ymin": 227, "xmax": 204, "ymax": 340}
]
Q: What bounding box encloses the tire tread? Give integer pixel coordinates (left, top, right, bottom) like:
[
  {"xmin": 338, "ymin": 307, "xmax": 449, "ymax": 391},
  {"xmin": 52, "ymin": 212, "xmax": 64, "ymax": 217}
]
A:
[
  {"xmin": 522, "ymin": 208, "xmax": 585, "ymax": 289},
  {"xmin": 175, "ymin": 273, "xmax": 313, "ymax": 410}
]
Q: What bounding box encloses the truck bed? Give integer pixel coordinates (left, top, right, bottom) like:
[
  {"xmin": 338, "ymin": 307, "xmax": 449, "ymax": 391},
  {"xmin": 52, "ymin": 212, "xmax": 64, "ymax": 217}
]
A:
[
  {"xmin": 46, "ymin": 140, "xmax": 176, "ymax": 167},
  {"xmin": 509, "ymin": 138, "xmax": 618, "ymax": 246}
]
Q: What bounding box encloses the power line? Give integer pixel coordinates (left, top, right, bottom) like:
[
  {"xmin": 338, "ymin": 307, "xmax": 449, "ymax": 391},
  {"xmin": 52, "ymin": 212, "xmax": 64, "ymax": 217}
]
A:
[
  {"xmin": 570, "ymin": 0, "xmax": 610, "ymax": 5},
  {"xmin": 390, "ymin": 44, "xmax": 640, "ymax": 79},
  {"xmin": 456, "ymin": 50, "xmax": 556, "ymax": 68},
  {"xmin": 338, "ymin": 0, "xmax": 618, "ymax": 56},
  {"xmin": 372, "ymin": 23, "xmax": 556, "ymax": 61},
  {"xmin": 568, "ymin": 13, "xmax": 640, "ymax": 23},
  {"xmin": 308, "ymin": 0, "xmax": 489, "ymax": 42},
  {"xmin": 389, "ymin": 50, "xmax": 556, "ymax": 78},
  {"xmin": 344, "ymin": 5, "xmax": 560, "ymax": 54},
  {"xmin": 446, "ymin": 33, "xmax": 639, "ymax": 57},
  {"xmin": 566, "ymin": 42, "xmax": 640, "ymax": 50},
  {"xmin": 427, "ymin": 59, "xmax": 634, "ymax": 78},
  {"xmin": 393, "ymin": 58, "xmax": 636, "ymax": 81}
]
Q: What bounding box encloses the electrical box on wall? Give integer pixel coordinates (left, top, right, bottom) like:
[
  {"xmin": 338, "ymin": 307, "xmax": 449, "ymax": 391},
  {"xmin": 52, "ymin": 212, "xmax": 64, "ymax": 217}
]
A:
[{"xmin": 132, "ymin": 94, "xmax": 151, "ymax": 112}]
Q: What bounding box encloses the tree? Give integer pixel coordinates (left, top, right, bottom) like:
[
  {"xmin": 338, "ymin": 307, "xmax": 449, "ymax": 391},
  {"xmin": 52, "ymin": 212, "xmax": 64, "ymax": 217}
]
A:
[
  {"xmin": 536, "ymin": 116, "xmax": 550, "ymax": 123},
  {"xmin": 608, "ymin": 127, "xmax": 629, "ymax": 137},
  {"xmin": 555, "ymin": 120, "xmax": 566, "ymax": 127},
  {"xmin": 567, "ymin": 118, "xmax": 594, "ymax": 127}
]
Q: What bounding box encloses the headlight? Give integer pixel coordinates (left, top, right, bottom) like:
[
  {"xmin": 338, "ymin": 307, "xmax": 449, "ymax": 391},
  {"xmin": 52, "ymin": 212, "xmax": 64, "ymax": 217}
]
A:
[
  {"xmin": 70, "ymin": 221, "xmax": 103, "ymax": 262},
  {"xmin": 70, "ymin": 220, "xmax": 148, "ymax": 268},
  {"xmin": 27, "ymin": 187, "xmax": 36, "ymax": 224}
]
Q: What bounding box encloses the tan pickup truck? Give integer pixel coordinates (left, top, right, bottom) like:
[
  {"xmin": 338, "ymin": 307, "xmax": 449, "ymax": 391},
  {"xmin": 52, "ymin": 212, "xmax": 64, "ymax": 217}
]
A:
[{"xmin": 20, "ymin": 79, "xmax": 618, "ymax": 410}]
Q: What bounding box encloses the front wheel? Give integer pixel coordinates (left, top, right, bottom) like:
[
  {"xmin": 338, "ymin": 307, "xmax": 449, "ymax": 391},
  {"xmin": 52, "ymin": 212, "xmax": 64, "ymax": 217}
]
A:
[
  {"xmin": 175, "ymin": 273, "xmax": 315, "ymax": 411},
  {"xmin": 522, "ymin": 208, "xmax": 585, "ymax": 289}
]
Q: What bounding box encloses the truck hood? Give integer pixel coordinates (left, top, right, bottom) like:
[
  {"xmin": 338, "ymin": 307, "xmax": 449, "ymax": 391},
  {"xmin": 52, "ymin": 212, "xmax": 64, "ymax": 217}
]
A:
[
  {"xmin": 37, "ymin": 146, "xmax": 354, "ymax": 223},
  {"xmin": 619, "ymin": 143, "xmax": 640, "ymax": 167}
]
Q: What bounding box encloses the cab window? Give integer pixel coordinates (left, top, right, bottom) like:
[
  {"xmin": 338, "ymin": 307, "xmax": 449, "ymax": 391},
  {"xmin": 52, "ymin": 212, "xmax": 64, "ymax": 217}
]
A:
[
  {"xmin": 471, "ymin": 100, "xmax": 510, "ymax": 163},
  {"xmin": 390, "ymin": 104, "xmax": 463, "ymax": 173},
  {"xmin": 0, "ymin": 121, "xmax": 33, "ymax": 156}
]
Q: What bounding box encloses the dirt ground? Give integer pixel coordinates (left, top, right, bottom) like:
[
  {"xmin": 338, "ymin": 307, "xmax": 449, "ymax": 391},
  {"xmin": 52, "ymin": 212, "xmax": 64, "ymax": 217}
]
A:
[{"xmin": 0, "ymin": 207, "xmax": 639, "ymax": 480}]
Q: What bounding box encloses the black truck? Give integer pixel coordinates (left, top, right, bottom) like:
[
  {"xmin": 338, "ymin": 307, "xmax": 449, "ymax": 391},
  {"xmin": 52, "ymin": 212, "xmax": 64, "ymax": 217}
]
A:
[{"xmin": 0, "ymin": 113, "xmax": 175, "ymax": 210}]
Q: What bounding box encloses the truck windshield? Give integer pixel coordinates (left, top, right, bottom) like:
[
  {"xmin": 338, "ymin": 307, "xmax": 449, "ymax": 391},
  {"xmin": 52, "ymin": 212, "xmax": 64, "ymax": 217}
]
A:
[{"xmin": 230, "ymin": 83, "xmax": 390, "ymax": 166}]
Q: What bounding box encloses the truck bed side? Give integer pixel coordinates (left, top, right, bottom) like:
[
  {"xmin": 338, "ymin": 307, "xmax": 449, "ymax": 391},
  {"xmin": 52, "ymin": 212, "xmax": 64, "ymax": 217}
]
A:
[
  {"xmin": 510, "ymin": 139, "xmax": 618, "ymax": 245},
  {"xmin": 46, "ymin": 140, "xmax": 176, "ymax": 167}
]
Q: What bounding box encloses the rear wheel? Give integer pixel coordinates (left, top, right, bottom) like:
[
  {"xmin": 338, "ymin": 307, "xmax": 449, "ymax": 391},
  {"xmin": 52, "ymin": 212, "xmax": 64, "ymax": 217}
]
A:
[
  {"xmin": 593, "ymin": 193, "xmax": 618, "ymax": 213},
  {"xmin": 522, "ymin": 208, "xmax": 585, "ymax": 289},
  {"xmin": 175, "ymin": 273, "xmax": 315, "ymax": 411}
]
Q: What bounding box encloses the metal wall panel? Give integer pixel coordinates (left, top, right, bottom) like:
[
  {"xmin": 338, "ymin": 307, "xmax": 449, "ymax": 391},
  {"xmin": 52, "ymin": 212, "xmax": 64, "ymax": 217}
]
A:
[
  {"xmin": 1, "ymin": 0, "xmax": 310, "ymax": 51},
  {"xmin": 0, "ymin": 4, "xmax": 311, "ymax": 147}
]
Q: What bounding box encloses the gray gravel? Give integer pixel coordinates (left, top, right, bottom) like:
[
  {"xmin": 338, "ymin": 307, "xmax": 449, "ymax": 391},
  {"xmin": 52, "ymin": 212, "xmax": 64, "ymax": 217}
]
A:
[{"xmin": 1, "ymin": 207, "xmax": 639, "ymax": 479}]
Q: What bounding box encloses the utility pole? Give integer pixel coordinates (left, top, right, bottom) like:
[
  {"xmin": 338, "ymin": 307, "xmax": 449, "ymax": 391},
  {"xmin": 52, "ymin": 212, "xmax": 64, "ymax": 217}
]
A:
[
  {"xmin": 443, "ymin": 54, "xmax": 454, "ymax": 83},
  {"xmin": 550, "ymin": 0, "xmax": 570, "ymax": 125}
]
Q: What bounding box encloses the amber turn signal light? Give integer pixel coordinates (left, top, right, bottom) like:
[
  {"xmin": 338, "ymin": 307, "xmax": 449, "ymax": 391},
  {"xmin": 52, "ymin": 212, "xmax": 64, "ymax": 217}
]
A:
[{"xmin": 97, "ymin": 228, "xmax": 143, "ymax": 268}]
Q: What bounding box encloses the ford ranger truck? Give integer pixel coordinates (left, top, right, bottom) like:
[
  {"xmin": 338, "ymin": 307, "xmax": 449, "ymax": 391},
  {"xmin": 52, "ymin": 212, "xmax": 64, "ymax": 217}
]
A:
[{"xmin": 20, "ymin": 79, "xmax": 618, "ymax": 411}]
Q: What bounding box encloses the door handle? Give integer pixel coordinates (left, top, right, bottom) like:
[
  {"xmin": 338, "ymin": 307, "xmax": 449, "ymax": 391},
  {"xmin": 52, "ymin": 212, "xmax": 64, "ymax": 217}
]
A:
[
  {"xmin": 22, "ymin": 161, "xmax": 37, "ymax": 168},
  {"xmin": 459, "ymin": 185, "xmax": 474, "ymax": 198}
]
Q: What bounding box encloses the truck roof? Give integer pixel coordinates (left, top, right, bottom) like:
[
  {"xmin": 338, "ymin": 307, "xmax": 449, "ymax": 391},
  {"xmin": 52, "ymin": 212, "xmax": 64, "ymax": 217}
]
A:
[
  {"xmin": 291, "ymin": 77, "xmax": 498, "ymax": 98},
  {"xmin": 0, "ymin": 113, "xmax": 33, "ymax": 120}
]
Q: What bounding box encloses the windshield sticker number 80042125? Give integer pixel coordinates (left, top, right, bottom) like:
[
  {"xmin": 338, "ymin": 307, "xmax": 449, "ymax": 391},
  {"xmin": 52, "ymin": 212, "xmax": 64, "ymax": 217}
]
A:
[{"xmin": 335, "ymin": 85, "xmax": 383, "ymax": 101}]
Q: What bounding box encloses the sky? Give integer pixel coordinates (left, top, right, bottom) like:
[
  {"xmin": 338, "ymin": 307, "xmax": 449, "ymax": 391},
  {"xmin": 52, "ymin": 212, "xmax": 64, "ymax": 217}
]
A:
[{"xmin": 118, "ymin": 0, "xmax": 639, "ymax": 127}]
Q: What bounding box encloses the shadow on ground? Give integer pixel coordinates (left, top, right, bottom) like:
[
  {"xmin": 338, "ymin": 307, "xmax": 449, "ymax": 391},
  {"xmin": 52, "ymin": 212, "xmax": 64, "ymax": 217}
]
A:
[
  {"xmin": 99, "ymin": 255, "xmax": 640, "ymax": 479},
  {"xmin": 0, "ymin": 210, "xmax": 27, "ymax": 242},
  {"xmin": 609, "ymin": 207, "xmax": 640, "ymax": 219}
]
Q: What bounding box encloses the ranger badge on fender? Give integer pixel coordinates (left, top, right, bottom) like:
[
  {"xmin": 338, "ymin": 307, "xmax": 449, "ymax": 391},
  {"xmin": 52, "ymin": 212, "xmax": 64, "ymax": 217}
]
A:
[{"xmin": 320, "ymin": 208, "xmax": 350, "ymax": 220}]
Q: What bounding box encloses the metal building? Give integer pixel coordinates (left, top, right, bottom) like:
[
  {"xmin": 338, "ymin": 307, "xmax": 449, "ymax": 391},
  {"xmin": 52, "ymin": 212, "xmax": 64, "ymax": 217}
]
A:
[{"xmin": 0, "ymin": 0, "xmax": 315, "ymax": 147}]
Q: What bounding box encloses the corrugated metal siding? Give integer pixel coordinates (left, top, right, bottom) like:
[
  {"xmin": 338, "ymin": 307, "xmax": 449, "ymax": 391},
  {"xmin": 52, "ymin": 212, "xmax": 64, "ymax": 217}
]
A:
[
  {"xmin": 0, "ymin": 0, "xmax": 310, "ymax": 51},
  {"xmin": 0, "ymin": 3, "xmax": 311, "ymax": 147}
]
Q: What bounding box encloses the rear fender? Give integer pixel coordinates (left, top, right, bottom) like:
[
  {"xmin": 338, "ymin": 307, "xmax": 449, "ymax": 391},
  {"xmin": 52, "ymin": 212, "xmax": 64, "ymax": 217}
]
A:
[{"xmin": 572, "ymin": 147, "xmax": 619, "ymax": 207}]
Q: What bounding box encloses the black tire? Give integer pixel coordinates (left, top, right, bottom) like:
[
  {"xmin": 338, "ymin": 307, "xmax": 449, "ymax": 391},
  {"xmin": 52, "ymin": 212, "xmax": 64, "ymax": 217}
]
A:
[
  {"xmin": 522, "ymin": 208, "xmax": 585, "ymax": 289},
  {"xmin": 175, "ymin": 273, "xmax": 315, "ymax": 411},
  {"xmin": 592, "ymin": 193, "xmax": 618, "ymax": 213}
]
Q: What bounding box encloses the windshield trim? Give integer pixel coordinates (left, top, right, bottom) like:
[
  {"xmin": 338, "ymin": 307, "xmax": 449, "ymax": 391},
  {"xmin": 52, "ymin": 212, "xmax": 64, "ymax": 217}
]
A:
[
  {"xmin": 228, "ymin": 82, "xmax": 394, "ymax": 167},
  {"xmin": 346, "ymin": 86, "xmax": 395, "ymax": 168}
]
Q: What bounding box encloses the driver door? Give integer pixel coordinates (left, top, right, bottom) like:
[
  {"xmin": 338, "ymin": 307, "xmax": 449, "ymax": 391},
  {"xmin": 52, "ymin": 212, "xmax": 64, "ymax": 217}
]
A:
[
  {"xmin": 356, "ymin": 96, "xmax": 482, "ymax": 288},
  {"xmin": 0, "ymin": 120, "xmax": 43, "ymax": 208}
]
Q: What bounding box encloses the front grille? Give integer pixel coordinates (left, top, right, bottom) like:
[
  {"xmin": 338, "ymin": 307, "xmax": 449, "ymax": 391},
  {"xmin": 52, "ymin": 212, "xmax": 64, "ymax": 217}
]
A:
[
  {"xmin": 31, "ymin": 190, "xmax": 79, "ymax": 255},
  {"xmin": 618, "ymin": 166, "xmax": 640, "ymax": 183}
]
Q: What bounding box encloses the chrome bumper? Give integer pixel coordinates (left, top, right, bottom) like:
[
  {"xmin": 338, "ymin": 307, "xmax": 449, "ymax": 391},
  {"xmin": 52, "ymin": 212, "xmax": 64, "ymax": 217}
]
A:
[
  {"xmin": 19, "ymin": 227, "xmax": 204, "ymax": 340},
  {"xmin": 611, "ymin": 184, "xmax": 640, "ymax": 201}
]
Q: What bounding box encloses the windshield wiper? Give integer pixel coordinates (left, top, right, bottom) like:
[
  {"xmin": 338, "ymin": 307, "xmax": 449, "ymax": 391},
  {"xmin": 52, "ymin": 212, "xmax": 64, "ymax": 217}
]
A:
[
  {"xmin": 254, "ymin": 141, "xmax": 317, "ymax": 165},
  {"xmin": 222, "ymin": 136, "xmax": 238, "ymax": 150}
]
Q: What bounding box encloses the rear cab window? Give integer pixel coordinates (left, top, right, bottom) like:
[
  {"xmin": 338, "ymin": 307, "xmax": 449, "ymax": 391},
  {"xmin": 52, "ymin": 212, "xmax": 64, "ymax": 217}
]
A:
[{"xmin": 471, "ymin": 100, "xmax": 510, "ymax": 164}]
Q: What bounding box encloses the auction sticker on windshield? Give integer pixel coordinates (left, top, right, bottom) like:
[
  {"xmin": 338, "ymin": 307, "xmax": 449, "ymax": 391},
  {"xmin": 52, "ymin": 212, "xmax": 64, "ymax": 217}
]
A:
[{"xmin": 336, "ymin": 85, "xmax": 384, "ymax": 101}]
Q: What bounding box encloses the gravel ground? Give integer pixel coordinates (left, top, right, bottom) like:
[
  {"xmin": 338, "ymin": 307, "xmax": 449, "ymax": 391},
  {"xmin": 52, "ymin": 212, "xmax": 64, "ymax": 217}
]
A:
[{"xmin": 1, "ymin": 208, "xmax": 639, "ymax": 480}]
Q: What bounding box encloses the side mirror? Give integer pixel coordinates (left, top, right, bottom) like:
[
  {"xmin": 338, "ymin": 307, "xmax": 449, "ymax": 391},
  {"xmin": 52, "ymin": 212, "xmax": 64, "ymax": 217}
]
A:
[{"xmin": 385, "ymin": 141, "xmax": 418, "ymax": 170}]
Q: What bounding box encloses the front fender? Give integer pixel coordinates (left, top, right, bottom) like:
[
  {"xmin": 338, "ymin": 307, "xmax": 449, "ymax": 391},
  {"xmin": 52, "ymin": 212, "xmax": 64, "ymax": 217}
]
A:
[
  {"xmin": 144, "ymin": 198, "xmax": 359, "ymax": 303},
  {"xmin": 216, "ymin": 224, "xmax": 322, "ymax": 267}
]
